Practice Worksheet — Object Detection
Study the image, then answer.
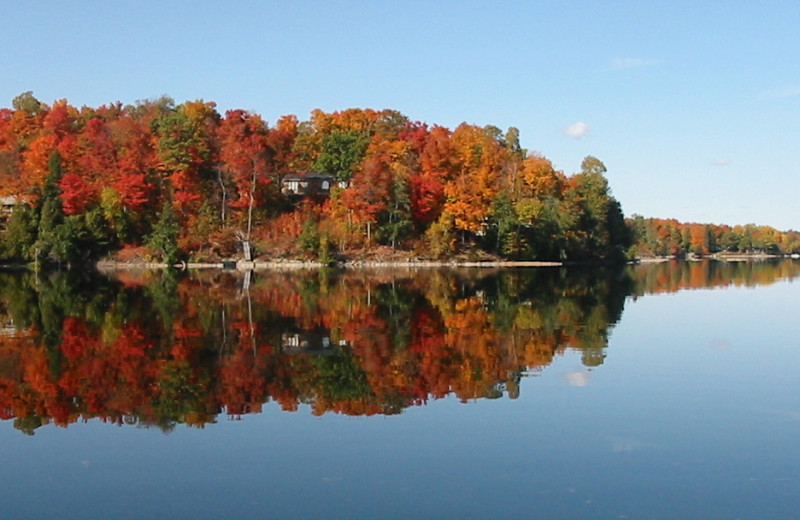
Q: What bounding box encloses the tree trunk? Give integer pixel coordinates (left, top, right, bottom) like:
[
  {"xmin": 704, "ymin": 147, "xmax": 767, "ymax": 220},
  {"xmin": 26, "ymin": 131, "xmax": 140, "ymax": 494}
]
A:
[
  {"xmin": 247, "ymin": 168, "xmax": 256, "ymax": 240},
  {"xmin": 217, "ymin": 167, "xmax": 227, "ymax": 225}
]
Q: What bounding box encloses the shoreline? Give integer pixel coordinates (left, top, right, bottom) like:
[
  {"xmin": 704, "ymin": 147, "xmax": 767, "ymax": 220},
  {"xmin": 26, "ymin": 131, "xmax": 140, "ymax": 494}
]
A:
[
  {"xmin": 5, "ymin": 254, "xmax": 792, "ymax": 273},
  {"xmin": 95, "ymin": 259, "xmax": 565, "ymax": 272},
  {"xmin": 95, "ymin": 253, "xmax": 793, "ymax": 272}
]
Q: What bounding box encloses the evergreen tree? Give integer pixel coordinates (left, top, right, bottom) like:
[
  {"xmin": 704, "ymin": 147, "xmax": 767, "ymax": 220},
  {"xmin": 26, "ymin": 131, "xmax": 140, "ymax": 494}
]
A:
[
  {"xmin": 487, "ymin": 193, "xmax": 520, "ymax": 258},
  {"xmin": 377, "ymin": 174, "xmax": 413, "ymax": 249},
  {"xmin": 146, "ymin": 199, "xmax": 180, "ymax": 264},
  {"xmin": 1, "ymin": 203, "xmax": 38, "ymax": 261},
  {"xmin": 32, "ymin": 152, "xmax": 76, "ymax": 267}
]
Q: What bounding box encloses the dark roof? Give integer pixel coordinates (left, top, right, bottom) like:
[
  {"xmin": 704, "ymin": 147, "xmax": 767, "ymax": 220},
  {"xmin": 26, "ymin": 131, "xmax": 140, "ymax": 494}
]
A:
[{"xmin": 282, "ymin": 172, "xmax": 334, "ymax": 182}]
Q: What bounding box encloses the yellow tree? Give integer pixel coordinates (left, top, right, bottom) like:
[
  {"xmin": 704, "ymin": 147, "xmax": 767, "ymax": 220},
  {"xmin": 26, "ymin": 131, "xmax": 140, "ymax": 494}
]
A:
[{"xmin": 443, "ymin": 123, "xmax": 508, "ymax": 235}]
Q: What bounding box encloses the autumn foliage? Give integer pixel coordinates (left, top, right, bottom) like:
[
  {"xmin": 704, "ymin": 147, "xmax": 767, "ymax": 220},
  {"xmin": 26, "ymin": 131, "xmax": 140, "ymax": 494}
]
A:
[
  {"xmin": 0, "ymin": 92, "xmax": 640, "ymax": 266},
  {"xmin": 627, "ymin": 216, "xmax": 800, "ymax": 257},
  {"xmin": 2, "ymin": 91, "xmax": 797, "ymax": 267}
]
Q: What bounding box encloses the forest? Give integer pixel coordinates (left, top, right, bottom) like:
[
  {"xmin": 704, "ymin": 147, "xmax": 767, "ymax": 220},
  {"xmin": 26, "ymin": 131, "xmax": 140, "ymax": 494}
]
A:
[
  {"xmin": 1, "ymin": 261, "xmax": 797, "ymax": 433},
  {"xmin": 0, "ymin": 92, "xmax": 797, "ymax": 267}
]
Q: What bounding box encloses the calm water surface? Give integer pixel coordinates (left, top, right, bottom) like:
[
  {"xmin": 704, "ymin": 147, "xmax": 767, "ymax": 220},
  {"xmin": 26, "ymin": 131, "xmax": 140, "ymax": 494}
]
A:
[{"xmin": 0, "ymin": 261, "xmax": 798, "ymax": 519}]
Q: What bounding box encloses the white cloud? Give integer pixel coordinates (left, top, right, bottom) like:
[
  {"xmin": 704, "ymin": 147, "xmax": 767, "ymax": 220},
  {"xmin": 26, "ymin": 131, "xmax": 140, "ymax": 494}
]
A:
[
  {"xmin": 564, "ymin": 371, "xmax": 590, "ymax": 387},
  {"xmin": 711, "ymin": 159, "xmax": 731, "ymax": 167},
  {"xmin": 761, "ymin": 86, "xmax": 800, "ymax": 99},
  {"xmin": 610, "ymin": 57, "xmax": 655, "ymax": 70},
  {"xmin": 564, "ymin": 122, "xmax": 590, "ymax": 138}
]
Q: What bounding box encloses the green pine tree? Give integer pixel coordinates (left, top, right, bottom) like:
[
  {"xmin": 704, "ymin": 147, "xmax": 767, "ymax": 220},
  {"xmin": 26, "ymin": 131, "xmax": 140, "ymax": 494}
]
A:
[{"xmin": 146, "ymin": 199, "xmax": 180, "ymax": 264}]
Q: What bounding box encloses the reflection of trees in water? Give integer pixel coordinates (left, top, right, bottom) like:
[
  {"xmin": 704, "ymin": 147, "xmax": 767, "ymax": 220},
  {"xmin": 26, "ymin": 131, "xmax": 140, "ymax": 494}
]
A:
[
  {"xmin": 3, "ymin": 260, "xmax": 790, "ymax": 433},
  {"xmin": 629, "ymin": 259, "xmax": 800, "ymax": 296}
]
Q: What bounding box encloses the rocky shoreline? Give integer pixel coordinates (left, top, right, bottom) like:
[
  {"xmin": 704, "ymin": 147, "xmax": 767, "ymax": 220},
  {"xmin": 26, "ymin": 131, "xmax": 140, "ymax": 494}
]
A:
[{"xmin": 95, "ymin": 259, "xmax": 564, "ymax": 272}]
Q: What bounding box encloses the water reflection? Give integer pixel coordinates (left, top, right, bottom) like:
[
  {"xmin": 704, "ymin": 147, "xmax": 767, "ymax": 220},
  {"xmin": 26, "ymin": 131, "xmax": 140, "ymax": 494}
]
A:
[
  {"xmin": 629, "ymin": 258, "xmax": 800, "ymax": 295},
  {"xmin": 0, "ymin": 260, "xmax": 796, "ymax": 434}
]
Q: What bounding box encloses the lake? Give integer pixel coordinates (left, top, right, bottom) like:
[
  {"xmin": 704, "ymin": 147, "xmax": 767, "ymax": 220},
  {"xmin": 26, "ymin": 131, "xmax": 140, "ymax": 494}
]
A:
[{"xmin": 0, "ymin": 260, "xmax": 798, "ymax": 519}]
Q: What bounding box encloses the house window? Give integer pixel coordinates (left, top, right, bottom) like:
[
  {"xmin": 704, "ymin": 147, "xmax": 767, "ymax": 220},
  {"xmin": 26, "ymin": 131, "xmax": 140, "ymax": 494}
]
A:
[
  {"xmin": 287, "ymin": 180, "xmax": 299, "ymax": 192},
  {"xmin": 322, "ymin": 181, "xmax": 330, "ymax": 190}
]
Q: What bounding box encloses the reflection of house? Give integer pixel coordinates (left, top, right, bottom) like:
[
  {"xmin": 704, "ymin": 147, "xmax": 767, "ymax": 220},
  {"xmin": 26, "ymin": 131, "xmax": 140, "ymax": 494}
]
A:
[
  {"xmin": 0, "ymin": 316, "xmax": 17, "ymax": 337},
  {"xmin": 281, "ymin": 328, "xmax": 347, "ymax": 355},
  {"xmin": 281, "ymin": 173, "xmax": 336, "ymax": 199}
]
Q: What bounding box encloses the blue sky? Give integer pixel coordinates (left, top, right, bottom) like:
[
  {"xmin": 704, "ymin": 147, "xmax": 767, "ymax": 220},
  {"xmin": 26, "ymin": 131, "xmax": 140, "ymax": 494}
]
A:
[{"xmin": 2, "ymin": 1, "xmax": 798, "ymax": 230}]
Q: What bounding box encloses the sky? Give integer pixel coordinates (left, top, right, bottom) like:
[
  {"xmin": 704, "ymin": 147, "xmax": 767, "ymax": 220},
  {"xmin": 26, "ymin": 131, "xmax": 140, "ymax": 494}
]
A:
[{"xmin": 2, "ymin": 0, "xmax": 798, "ymax": 230}]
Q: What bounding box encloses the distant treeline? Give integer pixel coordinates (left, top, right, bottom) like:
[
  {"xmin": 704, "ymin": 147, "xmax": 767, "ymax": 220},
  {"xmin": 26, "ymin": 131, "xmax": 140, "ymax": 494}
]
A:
[
  {"xmin": 627, "ymin": 216, "xmax": 800, "ymax": 257},
  {"xmin": 0, "ymin": 92, "xmax": 795, "ymax": 267}
]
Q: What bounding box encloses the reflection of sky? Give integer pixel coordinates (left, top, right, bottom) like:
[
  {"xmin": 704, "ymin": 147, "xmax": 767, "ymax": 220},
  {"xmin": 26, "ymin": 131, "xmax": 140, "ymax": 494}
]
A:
[
  {"xmin": 564, "ymin": 371, "xmax": 590, "ymax": 387},
  {"xmin": 607, "ymin": 436, "xmax": 659, "ymax": 453},
  {"xmin": 1, "ymin": 277, "xmax": 799, "ymax": 519}
]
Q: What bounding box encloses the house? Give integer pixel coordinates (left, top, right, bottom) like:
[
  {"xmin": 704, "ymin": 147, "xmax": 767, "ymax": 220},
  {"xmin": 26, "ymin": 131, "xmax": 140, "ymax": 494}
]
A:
[
  {"xmin": 281, "ymin": 173, "xmax": 341, "ymax": 199},
  {"xmin": 0, "ymin": 196, "xmax": 19, "ymax": 231},
  {"xmin": 0, "ymin": 196, "xmax": 17, "ymax": 215}
]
